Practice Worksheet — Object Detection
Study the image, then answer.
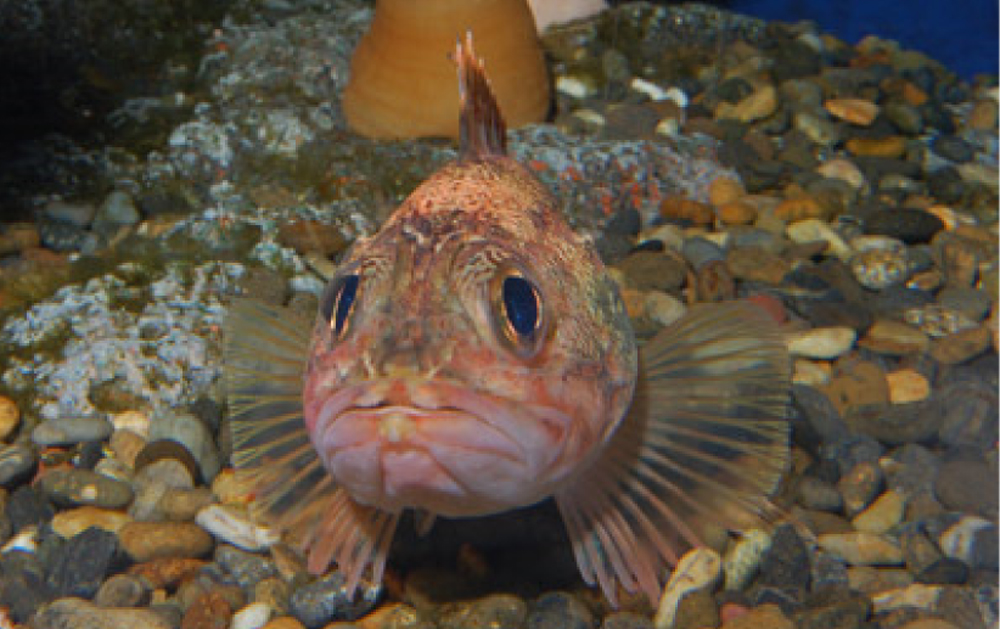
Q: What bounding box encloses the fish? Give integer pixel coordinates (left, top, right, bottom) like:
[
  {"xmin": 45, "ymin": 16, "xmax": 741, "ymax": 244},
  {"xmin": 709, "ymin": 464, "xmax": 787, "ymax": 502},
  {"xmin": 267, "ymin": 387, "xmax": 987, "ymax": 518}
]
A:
[{"xmin": 225, "ymin": 32, "xmax": 791, "ymax": 606}]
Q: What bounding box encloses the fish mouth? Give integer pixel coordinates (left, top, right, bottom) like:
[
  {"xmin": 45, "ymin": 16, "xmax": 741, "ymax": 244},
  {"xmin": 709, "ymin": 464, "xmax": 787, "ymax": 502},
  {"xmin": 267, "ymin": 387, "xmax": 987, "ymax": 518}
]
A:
[{"xmin": 306, "ymin": 379, "xmax": 577, "ymax": 515}]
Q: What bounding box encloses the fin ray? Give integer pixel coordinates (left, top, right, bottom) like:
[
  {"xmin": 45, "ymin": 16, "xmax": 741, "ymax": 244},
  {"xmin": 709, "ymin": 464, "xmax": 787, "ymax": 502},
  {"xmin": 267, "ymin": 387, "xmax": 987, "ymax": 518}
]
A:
[
  {"xmin": 555, "ymin": 301, "xmax": 790, "ymax": 604},
  {"xmin": 225, "ymin": 299, "xmax": 400, "ymax": 590},
  {"xmin": 456, "ymin": 31, "xmax": 507, "ymax": 160}
]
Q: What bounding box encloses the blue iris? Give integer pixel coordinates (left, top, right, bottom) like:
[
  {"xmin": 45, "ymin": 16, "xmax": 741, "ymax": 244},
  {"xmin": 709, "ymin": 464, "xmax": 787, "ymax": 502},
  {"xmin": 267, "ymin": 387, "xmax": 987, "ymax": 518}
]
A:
[{"xmin": 502, "ymin": 275, "xmax": 538, "ymax": 336}]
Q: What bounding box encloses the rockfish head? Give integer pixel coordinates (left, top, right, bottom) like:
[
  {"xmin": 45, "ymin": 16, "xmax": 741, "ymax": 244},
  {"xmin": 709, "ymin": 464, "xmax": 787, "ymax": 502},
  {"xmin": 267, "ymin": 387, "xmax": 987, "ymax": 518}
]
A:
[{"xmin": 304, "ymin": 149, "xmax": 637, "ymax": 517}]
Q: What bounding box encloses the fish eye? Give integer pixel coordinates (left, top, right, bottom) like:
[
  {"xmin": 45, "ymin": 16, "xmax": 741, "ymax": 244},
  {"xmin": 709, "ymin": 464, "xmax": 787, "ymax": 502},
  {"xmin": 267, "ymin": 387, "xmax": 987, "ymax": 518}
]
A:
[
  {"xmin": 503, "ymin": 276, "xmax": 538, "ymax": 336},
  {"xmin": 321, "ymin": 274, "xmax": 359, "ymax": 337},
  {"xmin": 492, "ymin": 269, "xmax": 545, "ymax": 357}
]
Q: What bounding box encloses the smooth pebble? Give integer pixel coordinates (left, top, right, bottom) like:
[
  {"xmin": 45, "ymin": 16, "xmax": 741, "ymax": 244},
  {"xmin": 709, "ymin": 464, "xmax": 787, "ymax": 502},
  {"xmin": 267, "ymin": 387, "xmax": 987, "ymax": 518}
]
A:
[{"xmin": 653, "ymin": 547, "xmax": 721, "ymax": 629}]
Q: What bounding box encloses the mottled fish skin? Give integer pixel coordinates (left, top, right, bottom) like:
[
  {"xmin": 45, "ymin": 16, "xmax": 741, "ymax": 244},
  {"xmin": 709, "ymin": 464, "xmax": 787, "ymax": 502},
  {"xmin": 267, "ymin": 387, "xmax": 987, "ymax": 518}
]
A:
[{"xmin": 226, "ymin": 32, "xmax": 790, "ymax": 606}]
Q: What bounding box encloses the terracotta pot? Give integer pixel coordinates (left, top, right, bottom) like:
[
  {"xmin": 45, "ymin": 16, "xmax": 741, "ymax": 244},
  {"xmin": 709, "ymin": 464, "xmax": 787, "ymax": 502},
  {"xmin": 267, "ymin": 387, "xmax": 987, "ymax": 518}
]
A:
[{"xmin": 342, "ymin": 0, "xmax": 550, "ymax": 139}]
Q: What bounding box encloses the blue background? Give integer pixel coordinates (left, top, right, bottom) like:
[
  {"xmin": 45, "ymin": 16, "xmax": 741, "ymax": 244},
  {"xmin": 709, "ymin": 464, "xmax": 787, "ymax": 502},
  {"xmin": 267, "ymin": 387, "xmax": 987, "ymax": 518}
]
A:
[{"xmin": 724, "ymin": 0, "xmax": 998, "ymax": 78}]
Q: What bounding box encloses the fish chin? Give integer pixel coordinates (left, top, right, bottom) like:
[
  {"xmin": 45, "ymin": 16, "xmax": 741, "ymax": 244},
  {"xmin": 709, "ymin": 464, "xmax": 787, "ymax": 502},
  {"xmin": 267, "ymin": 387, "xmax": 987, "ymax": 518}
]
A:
[{"xmin": 306, "ymin": 380, "xmax": 580, "ymax": 516}]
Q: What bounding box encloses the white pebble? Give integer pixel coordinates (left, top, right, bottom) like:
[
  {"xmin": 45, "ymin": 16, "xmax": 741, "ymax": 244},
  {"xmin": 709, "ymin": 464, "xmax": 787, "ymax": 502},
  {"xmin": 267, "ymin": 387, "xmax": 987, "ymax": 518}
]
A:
[
  {"xmin": 630, "ymin": 77, "xmax": 670, "ymax": 101},
  {"xmin": 571, "ymin": 109, "xmax": 606, "ymax": 127},
  {"xmin": 938, "ymin": 515, "xmax": 993, "ymax": 564},
  {"xmin": 786, "ymin": 218, "xmax": 852, "ymax": 260},
  {"xmin": 653, "ymin": 547, "xmax": 721, "ymax": 629},
  {"xmin": 111, "ymin": 410, "xmax": 151, "ymax": 438},
  {"xmin": 871, "ymin": 583, "xmax": 941, "ymax": 613},
  {"xmin": 2, "ymin": 527, "xmax": 38, "ymax": 554},
  {"xmin": 555, "ymin": 75, "xmax": 596, "ymax": 99},
  {"xmin": 644, "ymin": 291, "xmax": 686, "ymax": 328},
  {"xmin": 663, "ymin": 86, "xmax": 689, "ymax": 109},
  {"xmin": 723, "ymin": 529, "xmax": 771, "ymax": 590},
  {"xmin": 792, "ymin": 359, "xmax": 832, "ymax": 386},
  {"xmin": 230, "ymin": 602, "xmax": 272, "ymax": 629},
  {"xmin": 654, "ymin": 117, "xmax": 681, "ymax": 137},
  {"xmin": 195, "ymin": 504, "xmax": 279, "ymax": 552},
  {"xmin": 786, "ymin": 327, "xmax": 856, "ymax": 359}
]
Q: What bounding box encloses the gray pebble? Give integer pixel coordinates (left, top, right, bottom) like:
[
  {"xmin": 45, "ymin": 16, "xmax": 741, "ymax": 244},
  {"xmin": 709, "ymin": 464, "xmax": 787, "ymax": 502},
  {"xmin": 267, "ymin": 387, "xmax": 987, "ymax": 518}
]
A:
[
  {"xmin": 290, "ymin": 572, "xmax": 380, "ymax": 628},
  {"xmin": 7, "ymin": 486, "xmax": 55, "ymax": 531},
  {"xmin": 810, "ymin": 551, "xmax": 850, "ymax": 591},
  {"xmin": 42, "ymin": 199, "xmax": 97, "ymax": 227},
  {"xmin": 526, "ymin": 592, "xmax": 594, "ymax": 629},
  {"xmin": 93, "ymin": 190, "xmax": 141, "ymax": 235},
  {"xmin": 792, "ymin": 384, "xmax": 850, "ymax": 452},
  {"xmin": 934, "ymin": 457, "xmax": 998, "ymax": 518},
  {"xmin": 29, "ymin": 597, "xmax": 172, "ymax": 629},
  {"xmin": 39, "ymin": 469, "xmax": 134, "ymax": 509},
  {"xmin": 938, "ymin": 516, "xmax": 998, "ymax": 571},
  {"xmin": 215, "ymin": 544, "xmax": 277, "ymax": 591},
  {"xmin": 932, "ymin": 134, "xmax": 975, "ymax": 163},
  {"xmin": 757, "ymin": 524, "xmax": 811, "ymax": 592},
  {"xmin": 601, "ymin": 612, "xmax": 654, "ymax": 629},
  {"xmin": 38, "ymin": 221, "xmax": 101, "ymax": 253},
  {"xmin": 884, "ymin": 444, "xmax": 941, "ymax": 496},
  {"xmin": 837, "ymin": 461, "xmax": 883, "ymax": 517},
  {"xmin": 438, "ymin": 593, "xmax": 528, "ymax": 629},
  {"xmin": 884, "ymin": 99, "xmax": 923, "ymax": 135},
  {"xmin": 796, "ymin": 476, "xmax": 844, "ymax": 512},
  {"xmin": 0, "ymin": 443, "xmax": 36, "ymax": 486},
  {"xmin": 899, "ymin": 529, "xmax": 944, "ymax": 574},
  {"xmin": 32, "ymin": 416, "xmax": 113, "ymax": 447},
  {"xmin": 46, "ymin": 527, "xmax": 117, "ymax": 599},
  {"xmin": 149, "ymin": 411, "xmax": 221, "ymax": 482},
  {"xmin": 915, "ymin": 557, "xmax": 969, "ymax": 584},
  {"xmin": 936, "ymin": 286, "xmax": 992, "ymax": 322},
  {"xmin": 935, "ymin": 381, "xmax": 998, "ymax": 451},
  {"xmin": 681, "ymin": 236, "xmax": 724, "ymax": 269},
  {"xmin": 94, "ymin": 573, "xmax": 150, "ymax": 607}
]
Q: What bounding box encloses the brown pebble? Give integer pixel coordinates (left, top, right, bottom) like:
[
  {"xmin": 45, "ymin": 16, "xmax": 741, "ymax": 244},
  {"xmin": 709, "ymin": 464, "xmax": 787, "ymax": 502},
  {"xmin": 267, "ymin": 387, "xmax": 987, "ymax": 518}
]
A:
[
  {"xmin": 129, "ymin": 557, "xmax": 208, "ymax": 589},
  {"xmin": 715, "ymin": 84, "xmax": 778, "ymax": 123},
  {"xmin": 717, "ymin": 200, "xmax": 757, "ymax": 225},
  {"xmin": 182, "ymin": 591, "xmax": 232, "ymax": 629},
  {"xmin": 774, "ymin": 196, "xmax": 826, "ymax": 221},
  {"xmin": 725, "ymin": 247, "xmax": 789, "ymax": 284},
  {"xmin": 620, "ymin": 288, "xmax": 646, "ymax": 319},
  {"xmin": 929, "ymin": 325, "xmax": 991, "ymax": 364},
  {"xmin": 0, "ymin": 395, "xmax": 19, "ymax": 441},
  {"xmin": 966, "ymin": 99, "xmax": 998, "ymax": 131},
  {"xmin": 276, "ymin": 220, "xmax": 347, "ymax": 257},
  {"xmin": 820, "ymin": 360, "xmax": 889, "ymax": 417},
  {"xmin": 720, "ymin": 603, "xmax": 794, "ymax": 629},
  {"xmin": 846, "ymin": 136, "xmax": 907, "ymax": 159},
  {"xmin": 900, "ymin": 81, "xmax": 930, "ymax": 107},
  {"xmin": 708, "ymin": 176, "xmax": 746, "ymax": 206},
  {"xmin": 825, "ymin": 98, "xmax": 879, "ymax": 126},
  {"xmin": 109, "ymin": 429, "xmax": 147, "ymax": 468},
  {"xmin": 858, "ymin": 320, "xmax": 930, "ymax": 355},
  {"xmin": 0, "ymin": 223, "xmax": 41, "ymax": 256},
  {"xmin": 262, "ymin": 618, "xmax": 306, "ymax": 629},
  {"xmin": 886, "ymin": 369, "xmax": 930, "ymax": 404},
  {"xmin": 159, "ymin": 487, "xmax": 216, "ymax": 521},
  {"xmin": 119, "ymin": 521, "xmax": 213, "ymax": 562},
  {"xmin": 52, "ymin": 506, "xmax": 133, "ymax": 537},
  {"xmin": 659, "ymin": 196, "xmax": 714, "ymax": 225}
]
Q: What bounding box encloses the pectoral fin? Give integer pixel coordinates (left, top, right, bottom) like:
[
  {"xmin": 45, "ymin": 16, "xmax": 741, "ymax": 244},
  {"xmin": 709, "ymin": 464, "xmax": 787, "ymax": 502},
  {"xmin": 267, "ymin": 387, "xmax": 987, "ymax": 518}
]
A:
[
  {"xmin": 554, "ymin": 300, "xmax": 790, "ymax": 605},
  {"xmin": 225, "ymin": 298, "xmax": 400, "ymax": 595}
]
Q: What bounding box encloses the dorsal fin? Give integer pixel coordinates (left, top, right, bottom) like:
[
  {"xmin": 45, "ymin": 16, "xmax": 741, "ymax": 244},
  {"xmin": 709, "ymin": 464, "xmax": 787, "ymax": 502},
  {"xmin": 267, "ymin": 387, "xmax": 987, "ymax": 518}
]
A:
[{"xmin": 456, "ymin": 31, "xmax": 507, "ymax": 160}]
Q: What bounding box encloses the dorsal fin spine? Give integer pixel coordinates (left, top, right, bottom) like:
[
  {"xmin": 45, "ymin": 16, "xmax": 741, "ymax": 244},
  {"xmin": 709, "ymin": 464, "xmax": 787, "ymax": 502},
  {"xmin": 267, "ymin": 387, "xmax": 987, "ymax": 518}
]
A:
[{"xmin": 456, "ymin": 31, "xmax": 508, "ymax": 160}]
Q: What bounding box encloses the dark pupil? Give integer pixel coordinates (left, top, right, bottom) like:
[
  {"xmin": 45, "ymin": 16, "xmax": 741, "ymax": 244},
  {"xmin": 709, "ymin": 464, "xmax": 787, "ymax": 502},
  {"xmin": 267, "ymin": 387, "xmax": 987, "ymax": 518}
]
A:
[
  {"xmin": 330, "ymin": 274, "xmax": 358, "ymax": 335},
  {"xmin": 502, "ymin": 276, "xmax": 538, "ymax": 336}
]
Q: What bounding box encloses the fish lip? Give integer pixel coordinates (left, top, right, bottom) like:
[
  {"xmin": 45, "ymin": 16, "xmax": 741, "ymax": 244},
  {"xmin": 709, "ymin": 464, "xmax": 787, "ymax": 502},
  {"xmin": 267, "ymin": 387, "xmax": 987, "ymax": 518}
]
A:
[{"xmin": 309, "ymin": 379, "xmax": 573, "ymax": 469}]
